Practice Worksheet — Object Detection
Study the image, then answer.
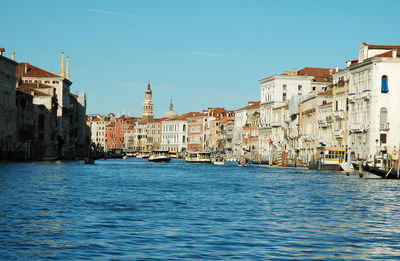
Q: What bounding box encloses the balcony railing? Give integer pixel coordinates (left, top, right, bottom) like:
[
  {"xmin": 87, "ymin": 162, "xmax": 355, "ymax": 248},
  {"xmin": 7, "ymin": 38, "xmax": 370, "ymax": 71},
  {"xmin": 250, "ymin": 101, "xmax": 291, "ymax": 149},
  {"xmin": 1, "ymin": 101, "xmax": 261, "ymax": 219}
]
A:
[
  {"xmin": 380, "ymin": 122, "xmax": 390, "ymax": 131},
  {"xmin": 333, "ymin": 110, "xmax": 344, "ymax": 119},
  {"xmin": 333, "ymin": 129, "xmax": 343, "ymax": 138}
]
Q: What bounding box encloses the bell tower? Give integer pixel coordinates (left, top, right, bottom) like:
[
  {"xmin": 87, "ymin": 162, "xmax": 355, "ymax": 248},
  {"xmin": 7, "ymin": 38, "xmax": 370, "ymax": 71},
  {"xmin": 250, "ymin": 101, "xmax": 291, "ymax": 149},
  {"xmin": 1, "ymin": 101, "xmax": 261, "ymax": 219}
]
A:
[{"xmin": 142, "ymin": 83, "xmax": 154, "ymax": 123}]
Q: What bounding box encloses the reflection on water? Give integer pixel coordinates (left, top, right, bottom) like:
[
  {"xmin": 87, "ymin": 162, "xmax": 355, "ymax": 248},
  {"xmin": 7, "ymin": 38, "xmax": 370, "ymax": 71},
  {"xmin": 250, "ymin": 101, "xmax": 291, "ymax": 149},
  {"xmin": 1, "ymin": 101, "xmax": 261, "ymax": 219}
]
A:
[{"xmin": 1, "ymin": 159, "xmax": 400, "ymax": 260}]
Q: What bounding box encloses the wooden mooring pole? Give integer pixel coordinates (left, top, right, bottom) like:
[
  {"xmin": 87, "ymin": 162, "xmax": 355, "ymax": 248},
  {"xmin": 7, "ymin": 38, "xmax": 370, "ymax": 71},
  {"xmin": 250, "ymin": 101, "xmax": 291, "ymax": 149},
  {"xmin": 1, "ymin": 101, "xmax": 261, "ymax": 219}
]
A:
[{"xmin": 359, "ymin": 160, "xmax": 363, "ymax": 178}]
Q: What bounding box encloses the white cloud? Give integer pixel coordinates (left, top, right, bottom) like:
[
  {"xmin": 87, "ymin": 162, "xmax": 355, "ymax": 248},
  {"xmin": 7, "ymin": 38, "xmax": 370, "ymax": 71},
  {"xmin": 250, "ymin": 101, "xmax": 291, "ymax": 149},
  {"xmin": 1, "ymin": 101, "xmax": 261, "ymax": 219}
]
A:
[
  {"xmin": 84, "ymin": 8, "xmax": 136, "ymax": 18},
  {"xmin": 191, "ymin": 51, "xmax": 237, "ymax": 58}
]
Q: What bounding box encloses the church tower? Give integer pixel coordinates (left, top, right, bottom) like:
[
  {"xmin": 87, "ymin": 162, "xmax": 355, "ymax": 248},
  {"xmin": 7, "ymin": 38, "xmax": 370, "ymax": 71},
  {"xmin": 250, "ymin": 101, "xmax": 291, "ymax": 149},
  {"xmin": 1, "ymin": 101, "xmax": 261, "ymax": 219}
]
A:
[{"xmin": 142, "ymin": 83, "xmax": 154, "ymax": 123}]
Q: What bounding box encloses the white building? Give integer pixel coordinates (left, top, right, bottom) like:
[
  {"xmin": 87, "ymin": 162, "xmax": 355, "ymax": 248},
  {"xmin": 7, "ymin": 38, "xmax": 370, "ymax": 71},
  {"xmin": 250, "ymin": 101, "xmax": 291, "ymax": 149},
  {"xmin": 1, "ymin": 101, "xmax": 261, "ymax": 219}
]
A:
[
  {"xmin": 233, "ymin": 101, "xmax": 259, "ymax": 159},
  {"xmin": 259, "ymin": 67, "xmax": 335, "ymax": 160},
  {"xmin": 348, "ymin": 42, "xmax": 400, "ymax": 160},
  {"xmin": 160, "ymin": 112, "xmax": 193, "ymax": 153}
]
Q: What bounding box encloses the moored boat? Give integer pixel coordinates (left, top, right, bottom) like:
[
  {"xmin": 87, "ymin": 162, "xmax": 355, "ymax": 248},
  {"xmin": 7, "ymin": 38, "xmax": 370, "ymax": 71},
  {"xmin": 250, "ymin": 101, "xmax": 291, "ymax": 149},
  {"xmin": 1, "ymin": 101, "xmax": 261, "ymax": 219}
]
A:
[
  {"xmin": 148, "ymin": 150, "xmax": 171, "ymax": 162},
  {"xmin": 185, "ymin": 152, "xmax": 211, "ymax": 163},
  {"xmin": 363, "ymin": 163, "xmax": 400, "ymax": 179}
]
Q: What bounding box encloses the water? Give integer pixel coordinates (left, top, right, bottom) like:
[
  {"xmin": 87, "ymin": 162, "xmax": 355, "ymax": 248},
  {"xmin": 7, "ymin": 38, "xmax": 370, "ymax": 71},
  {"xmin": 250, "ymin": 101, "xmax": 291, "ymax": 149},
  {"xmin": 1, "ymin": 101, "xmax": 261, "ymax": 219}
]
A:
[{"xmin": 1, "ymin": 159, "xmax": 400, "ymax": 260}]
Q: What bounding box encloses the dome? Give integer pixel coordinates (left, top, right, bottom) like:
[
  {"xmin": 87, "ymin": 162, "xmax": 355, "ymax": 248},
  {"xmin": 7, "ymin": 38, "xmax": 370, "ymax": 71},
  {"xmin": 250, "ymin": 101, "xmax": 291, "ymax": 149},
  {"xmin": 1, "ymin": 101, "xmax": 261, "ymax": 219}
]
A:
[{"xmin": 163, "ymin": 100, "xmax": 178, "ymax": 119}]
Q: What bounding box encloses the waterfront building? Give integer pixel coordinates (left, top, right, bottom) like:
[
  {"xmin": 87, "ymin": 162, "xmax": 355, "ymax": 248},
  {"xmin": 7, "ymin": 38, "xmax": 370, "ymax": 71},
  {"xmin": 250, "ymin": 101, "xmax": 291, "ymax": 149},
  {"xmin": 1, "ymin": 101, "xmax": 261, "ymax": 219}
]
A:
[
  {"xmin": 160, "ymin": 112, "xmax": 195, "ymax": 153},
  {"xmin": 347, "ymin": 42, "xmax": 400, "ymax": 160},
  {"xmin": 16, "ymin": 53, "xmax": 86, "ymax": 158},
  {"xmin": 15, "ymin": 89, "xmax": 34, "ymax": 160},
  {"xmin": 16, "ymin": 83, "xmax": 58, "ymax": 159},
  {"xmin": 132, "ymin": 120, "xmax": 148, "ymax": 152},
  {"xmin": 331, "ymin": 69, "xmax": 350, "ymax": 148},
  {"xmin": 0, "ymin": 48, "xmax": 17, "ymax": 159},
  {"xmin": 317, "ymin": 89, "xmax": 334, "ymax": 149},
  {"xmin": 259, "ymin": 67, "xmax": 335, "ymax": 161},
  {"xmin": 186, "ymin": 112, "xmax": 209, "ymax": 152},
  {"xmin": 89, "ymin": 114, "xmax": 114, "ymax": 151},
  {"xmin": 286, "ymin": 96, "xmax": 301, "ymax": 161},
  {"xmin": 298, "ymin": 94, "xmax": 318, "ymax": 163},
  {"xmin": 233, "ymin": 101, "xmax": 259, "ymax": 159},
  {"xmin": 269, "ymin": 104, "xmax": 288, "ymax": 163},
  {"xmin": 240, "ymin": 103, "xmax": 261, "ymax": 161},
  {"xmin": 105, "ymin": 116, "xmax": 132, "ymax": 150},
  {"xmin": 217, "ymin": 117, "xmax": 235, "ymax": 158},
  {"xmin": 204, "ymin": 107, "xmax": 234, "ymax": 153},
  {"xmin": 146, "ymin": 119, "xmax": 163, "ymax": 151}
]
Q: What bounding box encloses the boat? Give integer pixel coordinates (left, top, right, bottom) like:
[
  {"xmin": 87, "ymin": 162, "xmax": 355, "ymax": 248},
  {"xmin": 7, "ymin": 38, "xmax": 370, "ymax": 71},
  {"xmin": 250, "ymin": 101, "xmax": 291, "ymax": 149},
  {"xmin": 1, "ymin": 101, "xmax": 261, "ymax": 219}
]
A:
[
  {"xmin": 136, "ymin": 153, "xmax": 150, "ymax": 159},
  {"xmin": 185, "ymin": 152, "xmax": 212, "ymax": 163},
  {"xmin": 213, "ymin": 159, "xmax": 225, "ymax": 165},
  {"xmin": 363, "ymin": 163, "xmax": 400, "ymax": 179},
  {"xmin": 238, "ymin": 158, "xmax": 247, "ymax": 167},
  {"xmin": 148, "ymin": 150, "xmax": 171, "ymax": 162}
]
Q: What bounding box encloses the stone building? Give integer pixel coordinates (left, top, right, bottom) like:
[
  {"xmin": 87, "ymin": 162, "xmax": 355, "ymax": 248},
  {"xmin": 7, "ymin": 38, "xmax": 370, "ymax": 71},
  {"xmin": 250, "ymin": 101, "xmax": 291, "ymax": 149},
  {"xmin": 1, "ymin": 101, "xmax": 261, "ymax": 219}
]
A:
[{"xmin": 0, "ymin": 48, "xmax": 17, "ymax": 159}]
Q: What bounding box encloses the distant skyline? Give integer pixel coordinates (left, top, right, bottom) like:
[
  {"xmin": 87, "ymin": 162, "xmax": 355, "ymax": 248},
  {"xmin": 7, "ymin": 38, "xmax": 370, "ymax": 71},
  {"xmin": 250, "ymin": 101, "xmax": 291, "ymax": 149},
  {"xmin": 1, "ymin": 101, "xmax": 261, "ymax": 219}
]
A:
[{"xmin": 2, "ymin": 0, "xmax": 400, "ymax": 117}]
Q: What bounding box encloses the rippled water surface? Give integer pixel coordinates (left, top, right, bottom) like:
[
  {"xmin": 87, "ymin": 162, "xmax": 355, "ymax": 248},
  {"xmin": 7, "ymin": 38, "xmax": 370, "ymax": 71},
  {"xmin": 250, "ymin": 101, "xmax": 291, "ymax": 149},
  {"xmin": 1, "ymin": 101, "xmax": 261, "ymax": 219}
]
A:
[{"xmin": 1, "ymin": 159, "xmax": 400, "ymax": 260}]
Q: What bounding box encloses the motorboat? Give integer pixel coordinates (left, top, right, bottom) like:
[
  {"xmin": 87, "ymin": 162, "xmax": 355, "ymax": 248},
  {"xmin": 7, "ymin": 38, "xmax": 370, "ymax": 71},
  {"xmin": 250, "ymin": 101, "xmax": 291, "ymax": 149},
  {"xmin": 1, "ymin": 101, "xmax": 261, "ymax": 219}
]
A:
[
  {"xmin": 185, "ymin": 152, "xmax": 212, "ymax": 163},
  {"xmin": 148, "ymin": 150, "xmax": 171, "ymax": 163}
]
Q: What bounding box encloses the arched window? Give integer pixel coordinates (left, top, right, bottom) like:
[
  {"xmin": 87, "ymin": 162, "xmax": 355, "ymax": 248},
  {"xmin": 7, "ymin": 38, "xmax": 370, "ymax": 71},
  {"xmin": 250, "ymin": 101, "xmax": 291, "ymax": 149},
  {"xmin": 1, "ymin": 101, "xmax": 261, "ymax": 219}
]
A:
[
  {"xmin": 380, "ymin": 107, "xmax": 387, "ymax": 128},
  {"xmin": 381, "ymin": 75, "xmax": 388, "ymax": 93},
  {"xmin": 183, "ymin": 124, "xmax": 186, "ymax": 131}
]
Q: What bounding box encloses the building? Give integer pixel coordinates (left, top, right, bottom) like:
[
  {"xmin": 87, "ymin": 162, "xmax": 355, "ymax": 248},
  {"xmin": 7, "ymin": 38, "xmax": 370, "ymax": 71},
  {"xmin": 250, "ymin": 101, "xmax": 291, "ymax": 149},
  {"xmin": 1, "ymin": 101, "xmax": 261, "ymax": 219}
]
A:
[
  {"xmin": 348, "ymin": 42, "xmax": 400, "ymax": 160},
  {"xmin": 233, "ymin": 101, "xmax": 259, "ymax": 159},
  {"xmin": 331, "ymin": 69, "xmax": 350, "ymax": 148},
  {"xmin": 142, "ymin": 83, "xmax": 154, "ymax": 123},
  {"xmin": 16, "ymin": 53, "xmax": 86, "ymax": 158},
  {"xmin": 0, "ymin": 48, "xmax": 17, "ymax": 159},
  {"xmin": 160, "ymin": 112, "xmax": 196, "ymax": 153},
  {"xmin": 298, "ymin": 94, "xmax": 318, "ymax": 163},
  {"xmin": 259, "ymin": 67, "xmax": 335, "ymax": 161}
]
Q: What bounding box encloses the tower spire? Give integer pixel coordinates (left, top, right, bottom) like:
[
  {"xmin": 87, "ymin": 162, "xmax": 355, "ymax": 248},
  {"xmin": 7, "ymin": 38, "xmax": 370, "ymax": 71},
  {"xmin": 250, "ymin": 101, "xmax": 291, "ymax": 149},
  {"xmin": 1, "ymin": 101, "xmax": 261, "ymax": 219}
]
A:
[
  {"xmin": 59, "ymin": 52, "xmax": 65, "ymax": 77},
  {"xmin": 66, "ymin": 56, "xmax": 70, "ymax": 80}
]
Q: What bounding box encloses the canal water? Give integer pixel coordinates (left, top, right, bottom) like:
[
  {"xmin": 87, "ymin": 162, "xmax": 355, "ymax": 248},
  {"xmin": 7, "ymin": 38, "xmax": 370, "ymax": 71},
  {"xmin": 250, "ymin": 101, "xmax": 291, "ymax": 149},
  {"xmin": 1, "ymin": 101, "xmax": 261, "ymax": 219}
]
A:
[{"xmin": 1, "ymin": 159, "xmax": 400, "ymax": 260}]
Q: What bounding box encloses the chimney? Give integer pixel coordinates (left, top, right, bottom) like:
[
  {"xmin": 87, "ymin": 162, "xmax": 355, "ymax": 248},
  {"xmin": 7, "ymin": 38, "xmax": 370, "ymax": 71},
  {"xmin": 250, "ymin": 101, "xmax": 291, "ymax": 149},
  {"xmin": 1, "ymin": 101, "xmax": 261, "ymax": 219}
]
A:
[
  {"xmin": 329, "ymin": 69, "xmax": 333, "ymax": 75},
  {"xmin": 293, "ymin": 68, "xmax": 298, "ymax": 75},
  {"xmin": 24, "ymin": 64, "xmax": 27, "ymax": 74},
  {"xmin": 11, "ymin": 51, "xmax": 15, "ymax": 61},
  {"xmin": 66, "ymin": 56, "xmax": 70, "ymax": 80},
  {"xmin": 393, "ymin": 49, "xmax": 397, "ymax": 58},
  {"xmin": 0, "ymin": 47, "xmax": 4, "ymax": 56},
  {"xmin": 59, "ymin": 52, "xmax": 65, "ymax": 77},
  {"xmin": 346, "ymin": 60, "xmax": 352, "ymax": 67}
]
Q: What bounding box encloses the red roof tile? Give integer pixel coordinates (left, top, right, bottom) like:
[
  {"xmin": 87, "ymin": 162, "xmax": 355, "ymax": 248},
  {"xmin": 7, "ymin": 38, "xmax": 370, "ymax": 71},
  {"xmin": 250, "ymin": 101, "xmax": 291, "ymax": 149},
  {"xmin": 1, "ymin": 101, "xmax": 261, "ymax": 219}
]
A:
[
  {"xmin": 17, "ymin": 62, "xmax": 60, "ymax": 78},
  {"xmin": 236, "ymin": 101, "xmax": 260, "ymax": 111},
  {"xmin": 297, "ymin": 67, "xmax": 335, "ymax": 82}
]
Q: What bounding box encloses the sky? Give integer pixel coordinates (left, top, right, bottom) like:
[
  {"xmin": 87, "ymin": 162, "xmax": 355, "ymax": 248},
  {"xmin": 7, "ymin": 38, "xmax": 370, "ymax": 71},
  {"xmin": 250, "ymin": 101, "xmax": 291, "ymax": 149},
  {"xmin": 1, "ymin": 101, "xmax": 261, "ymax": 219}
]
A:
[{"xmin": 2, "ymin": 0, "xmax": 400, "ymax": 118}]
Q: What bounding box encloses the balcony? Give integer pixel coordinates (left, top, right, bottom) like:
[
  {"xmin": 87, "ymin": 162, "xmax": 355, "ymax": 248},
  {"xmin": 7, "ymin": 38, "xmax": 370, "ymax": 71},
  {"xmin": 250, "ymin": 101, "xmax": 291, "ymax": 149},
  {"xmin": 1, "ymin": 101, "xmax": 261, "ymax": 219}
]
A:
[
  {"xmin": 271, "ymin": 122, "xmax": 282, "ymax": 128},
  {"xmin": 318, "ymin": 120, "xmax": 328, "ymax": 127},
  {"xmin": 380, "ymin": 122, "xmax": 390, "ymax": 131},
  {"xmin": 301, "ymin": 134, "xmax": 314, "ymax": 141},
  {"xmin": 333, "ymin": 129, "xmax": 343, "ymax": 138},
  {"xmin": 333, "ymin": 110, "xmax": 344, "ymax": 119}
]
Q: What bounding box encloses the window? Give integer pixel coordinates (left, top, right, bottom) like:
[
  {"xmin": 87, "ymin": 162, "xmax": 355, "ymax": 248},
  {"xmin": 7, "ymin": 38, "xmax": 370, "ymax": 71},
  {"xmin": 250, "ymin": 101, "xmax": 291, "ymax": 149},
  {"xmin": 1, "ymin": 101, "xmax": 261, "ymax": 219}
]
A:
[
  {"xmin": 380, "ymin": 133, "xmax": 387, "ymax": 144},
  {"xmin": 380, "ymin": 107, "xmax": 387, "ymax": 128},
  {"xmin": 283, "ymin": 84, "xmax": 287, "ymax": 91},
  {"xmin": 381, "ymin": 75, "xmax": 388, "ymax": 93},
  {"xmin": 312, "ymin": 86, "xmax": 316, "ymax": 91},
  {"xmin": 282, "ymin": 93, "xmax": 287, "ymax": 101},
  {"xmin": 298, "ymin": 85, "xmax": 302, "ymax": 91}
]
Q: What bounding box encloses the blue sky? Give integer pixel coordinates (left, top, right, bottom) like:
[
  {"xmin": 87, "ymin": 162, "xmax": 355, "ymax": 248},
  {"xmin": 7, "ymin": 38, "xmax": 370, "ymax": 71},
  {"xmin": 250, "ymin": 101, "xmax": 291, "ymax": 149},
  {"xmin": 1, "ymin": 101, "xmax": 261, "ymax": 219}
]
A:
[{"xmin": 2, "ymin": 0, "xmax": 400, "ymax": 117}]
